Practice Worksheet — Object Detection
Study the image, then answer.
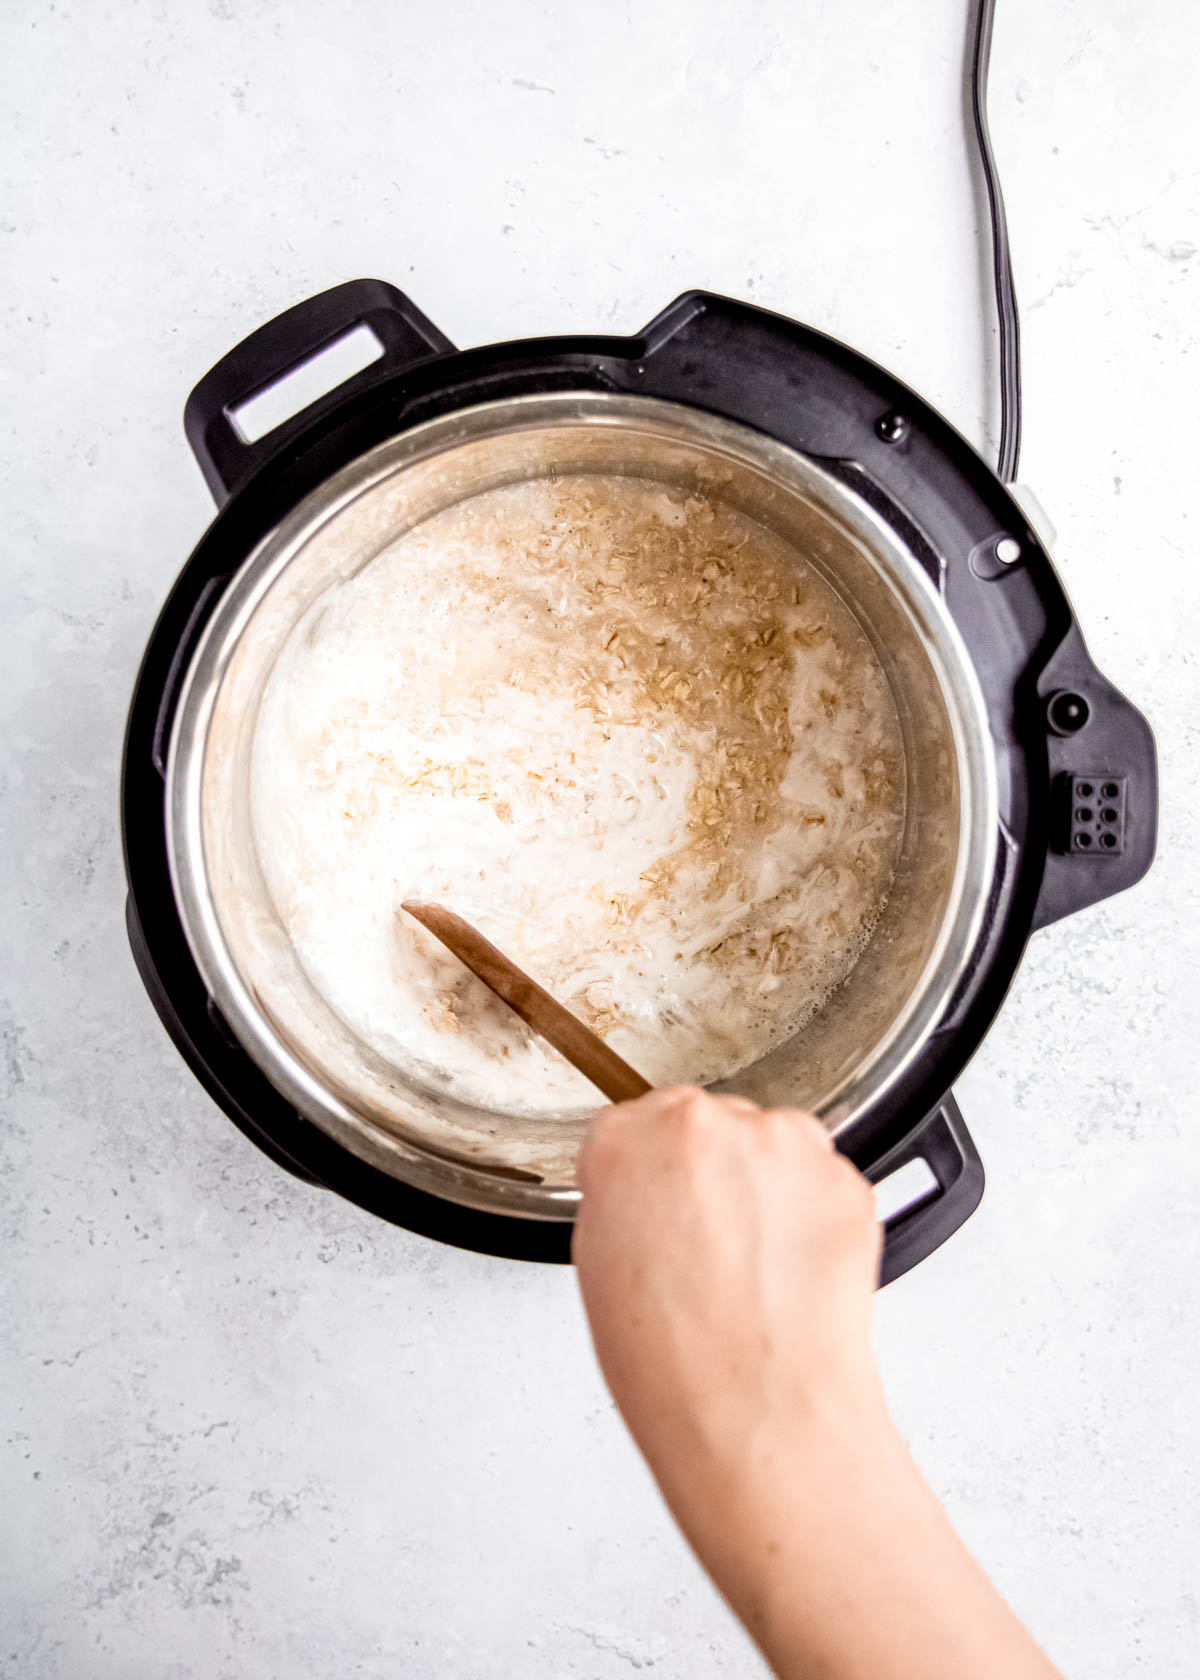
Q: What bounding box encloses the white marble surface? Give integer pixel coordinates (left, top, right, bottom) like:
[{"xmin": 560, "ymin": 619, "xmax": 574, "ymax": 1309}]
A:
[{"xmin": 3, "ymin": 1, "xmax": 1198, "ymax": 1674}]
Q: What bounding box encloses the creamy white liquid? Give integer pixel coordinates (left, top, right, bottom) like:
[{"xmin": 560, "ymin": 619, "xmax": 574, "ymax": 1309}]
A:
[{"xmin": 250, "ymin": 475, "xmax": 905, "ymax": 1114}]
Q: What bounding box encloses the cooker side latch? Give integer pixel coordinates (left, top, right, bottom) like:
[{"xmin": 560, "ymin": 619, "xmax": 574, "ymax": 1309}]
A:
[
  {"xmin": 183, "ymin": 279, "xmax": 457, "ymax": 505},
  {"xmin": 1030, "ymin": 625, "xmax": 1158, "ymax": 930}
]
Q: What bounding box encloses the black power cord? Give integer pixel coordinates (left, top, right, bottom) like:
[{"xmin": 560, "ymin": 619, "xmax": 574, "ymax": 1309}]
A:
[{"xmin": 970, "ymin": 0, "xmax": 1022, "ymax": 483}]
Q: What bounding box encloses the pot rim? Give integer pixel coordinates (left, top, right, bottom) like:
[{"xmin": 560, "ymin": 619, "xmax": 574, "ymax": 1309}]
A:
[{"xmin": 165, "ymin": 391, "xmax": 999, "ymax": 1220}]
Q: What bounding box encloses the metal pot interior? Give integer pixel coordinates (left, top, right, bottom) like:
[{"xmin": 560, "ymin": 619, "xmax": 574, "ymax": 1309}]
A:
[{"xmin": 166, "ymin": 394, "xmax": 996, "ymax": 1218}]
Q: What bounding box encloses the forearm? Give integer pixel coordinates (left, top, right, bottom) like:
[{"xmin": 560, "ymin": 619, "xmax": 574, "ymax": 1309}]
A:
[
  {"xmin": 575, "ymin": 1093, "xmax": 1061, "ymax": 1680},
  {"xmin": 646, "ymin": 1383, "xmax": 1061, "ymax": 1680}
]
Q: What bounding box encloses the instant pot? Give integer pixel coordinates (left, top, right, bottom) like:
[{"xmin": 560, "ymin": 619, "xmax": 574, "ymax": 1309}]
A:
[{"xmin": 122, "ymin": 279, "xmax": 1157, "ymax": 1283}]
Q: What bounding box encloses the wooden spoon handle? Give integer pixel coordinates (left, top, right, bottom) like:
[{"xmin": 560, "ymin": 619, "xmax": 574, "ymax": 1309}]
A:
[{"xmin": 401, "ymin": 902, "xmax": 652, "ymax": 1105}]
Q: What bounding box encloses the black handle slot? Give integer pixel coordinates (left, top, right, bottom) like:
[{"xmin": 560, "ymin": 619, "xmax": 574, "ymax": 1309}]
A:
[
  {"xmin": 861, "ymin": 1094, "xmax": 986, "ymax": 1287},
  {"xmin": 184, "ymin": 279, "xmax": 456, "ymax": 505}
]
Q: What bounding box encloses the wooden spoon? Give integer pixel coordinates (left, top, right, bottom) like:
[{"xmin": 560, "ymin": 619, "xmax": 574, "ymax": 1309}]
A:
[{"xmin": 401, "ymin": 901, "xmax": 652, "ymax": 1104}]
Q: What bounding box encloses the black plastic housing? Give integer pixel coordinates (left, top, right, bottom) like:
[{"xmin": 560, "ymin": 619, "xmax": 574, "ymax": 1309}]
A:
[{"xmin": 121, "ymin": 280, "xmax": 1157, "ymax": 1281}]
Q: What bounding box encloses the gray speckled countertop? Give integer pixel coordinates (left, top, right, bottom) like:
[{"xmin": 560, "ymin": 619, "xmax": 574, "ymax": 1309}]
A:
[{"xmin": 2, "ymin": 1, "xmax": 1198, "ymax": 1675}]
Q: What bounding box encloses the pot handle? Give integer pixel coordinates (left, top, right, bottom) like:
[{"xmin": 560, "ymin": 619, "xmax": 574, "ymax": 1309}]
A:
[
  {"xmin": 183, "ymin": 279, "xmax": 456, "ymax": 505},
  {"xmin": 860, "ymin": 1094, "xmax": 985, "ymax": 1287}
]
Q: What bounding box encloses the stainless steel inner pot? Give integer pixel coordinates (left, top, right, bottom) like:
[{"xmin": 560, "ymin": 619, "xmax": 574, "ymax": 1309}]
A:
[{"xmin": 166, "ymin": 393, "xmax": 998, "ymax": 1219}]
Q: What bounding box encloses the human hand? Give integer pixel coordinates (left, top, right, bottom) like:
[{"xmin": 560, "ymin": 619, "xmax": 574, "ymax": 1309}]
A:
[{"xmin": 573, "ymin": 1085, "xmax": 885, "ymax": 1518}]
